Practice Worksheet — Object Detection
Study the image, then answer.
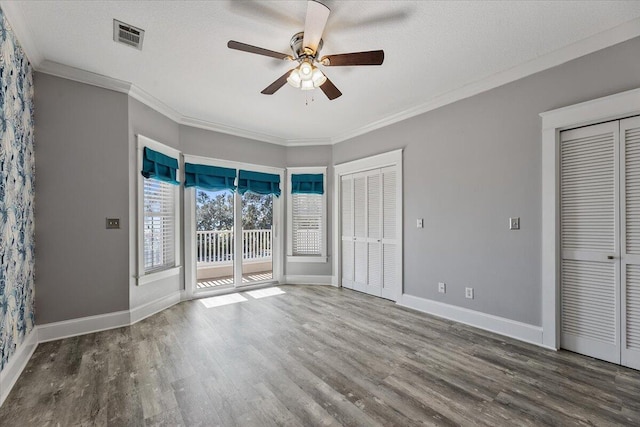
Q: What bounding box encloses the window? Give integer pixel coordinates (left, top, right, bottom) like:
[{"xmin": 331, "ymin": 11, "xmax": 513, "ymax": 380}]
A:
[
  {"xmin": 292, "ymin": 193, "xmax": 323, "ymax": 255},
  {"xmin": 143, "ymin": 178, "xmax": 176, "ymax": 272},
  {"xmin": 287, "ymin": 167, "xmax": 327, "ymax": 262},
  {"xmin": 137, "ymin": 135, "xmax": 181, "ymax": 284}
]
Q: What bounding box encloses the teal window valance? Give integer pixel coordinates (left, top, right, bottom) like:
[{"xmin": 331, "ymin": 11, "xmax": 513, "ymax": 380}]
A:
[
  {"xmin": 141, "ymin": 147, "xmax": 179, "ymax": 185},
  {"xmin": 291, "ymin": 173, "xmax": 324, "ymax": 195},
  {"xmin": 238, "ymin": 170, "xmax": 281, "ymax": 197},
  {"xmin": 184, "ymin": 163, "xmax": 236, "ymax": 192}
]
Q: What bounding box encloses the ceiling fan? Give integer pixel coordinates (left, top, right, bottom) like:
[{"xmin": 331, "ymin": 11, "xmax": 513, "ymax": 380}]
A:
[{"xmin": 227, "ymin": 0, "xmax": 385, "ymax": 100}]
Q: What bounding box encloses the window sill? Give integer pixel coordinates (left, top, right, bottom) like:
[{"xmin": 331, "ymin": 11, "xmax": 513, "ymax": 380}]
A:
[
  {"xmin": 287, "ymin": 256, "xmax": 327, "ymax": 263},
  {"xmin": 137, "ymin": 265, "xmax": 181, "ymax": 286}
]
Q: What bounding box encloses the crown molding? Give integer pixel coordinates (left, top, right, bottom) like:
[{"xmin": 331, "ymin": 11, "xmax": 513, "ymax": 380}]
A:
[
  {"xmin": 4, "ymin": 0, "xmax": 640, "ymax": 147},
  {"xmin": 330, "ymin": 16, "xmax": 640, "ymax": 145},
  {"xmin": 179, "ymin": 116, "xmax": 289, "ymax": 146},
  {"xmin": 129, "ymin": 84, "xmax": 182, "ymax": 123},
  {"xmin": 37, "ymin": 60, "xmax": 132, "ymax": 94}
]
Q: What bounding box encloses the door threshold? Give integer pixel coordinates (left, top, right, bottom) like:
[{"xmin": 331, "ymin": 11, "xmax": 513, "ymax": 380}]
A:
[{"xmin": 191, "ymin": 281, "xmax": 281, "ymax": 300}]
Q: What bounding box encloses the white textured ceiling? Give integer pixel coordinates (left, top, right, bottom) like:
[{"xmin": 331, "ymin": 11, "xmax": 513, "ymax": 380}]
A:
[{"xmin": 6, "ymin": 1, "xmax": 640, "ymax": 144}]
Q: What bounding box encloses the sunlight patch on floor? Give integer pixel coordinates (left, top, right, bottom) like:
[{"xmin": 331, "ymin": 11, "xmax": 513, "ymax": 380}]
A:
[
  {"xmin": 246, "ymin": 287, "xmax": 285, "ymax": 299},
  {"xmin": 199, "ymin": 293, "xmax": 248, "ymax": 308},
  {"xmin": 199, "ymin": 287, "xmax": 286, "ymax": 308}
]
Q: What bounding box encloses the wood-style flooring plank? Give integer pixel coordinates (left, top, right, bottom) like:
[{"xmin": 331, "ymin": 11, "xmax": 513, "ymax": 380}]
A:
[{"xmin": 2, "ymin": 285, "xmax": 640, "ymax": 426}]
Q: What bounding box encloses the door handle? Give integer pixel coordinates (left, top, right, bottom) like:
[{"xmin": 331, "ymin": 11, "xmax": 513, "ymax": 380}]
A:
[{"xmin": 607, "ymin": 255, "xmax": 616, "ymax": 260}]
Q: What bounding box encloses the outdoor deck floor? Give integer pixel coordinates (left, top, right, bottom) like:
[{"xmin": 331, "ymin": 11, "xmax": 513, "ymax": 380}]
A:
[{"xmin": 196, "ymin": 270, "xmax": 273, "ymax": 289}]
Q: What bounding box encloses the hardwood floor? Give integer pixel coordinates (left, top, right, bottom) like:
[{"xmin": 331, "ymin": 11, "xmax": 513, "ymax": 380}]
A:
[{"xmin": 2, "ymin": 285, "xmax": 640, "ymax": 426}]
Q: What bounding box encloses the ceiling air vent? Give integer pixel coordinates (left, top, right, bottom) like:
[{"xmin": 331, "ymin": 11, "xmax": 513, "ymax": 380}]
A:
[{"xmin": 113, "ymin": 19, "xmax": 144, "ymax": 50}]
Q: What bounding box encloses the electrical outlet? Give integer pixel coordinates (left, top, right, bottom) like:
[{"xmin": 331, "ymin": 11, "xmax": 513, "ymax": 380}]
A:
[
  {"xmin": 106, "ymin": 218, "xmax": 120, "ymax": 229},
  {"xmin": 438, "ymin": 282, "xmax": 446, "ymax": 294},
  {"xmin": 417, "ymin": 218, "xmax": 424, "ymax": 228},
  {"xmin": 509, "ymin": 217, "xmax": 520, "ymax": 230},
  {"xmin": 465, "ymin": 287, "xmax": 474, "ymax": 299}
]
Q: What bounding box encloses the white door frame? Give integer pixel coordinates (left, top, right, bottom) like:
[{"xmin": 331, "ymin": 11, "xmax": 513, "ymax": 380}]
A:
[
  {"xmin": 183, "ymin": 154, "xmax": 284, "ymax": 297},
  {"xmin": 333, "ymin": 149, "xmax": 403, "ymax": 302},
  {"xmin": 540, "ymin": 88, "xmax": 640, "ymax": 349}
]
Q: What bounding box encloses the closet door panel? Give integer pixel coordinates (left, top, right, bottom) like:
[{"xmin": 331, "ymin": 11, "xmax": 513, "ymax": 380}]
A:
[
  {"xmin": 621, "ymin": 116, "xmax": 640, "ymax": 369},
  {"xmin": 560, "ymin": 121, "xmax": 620, "ymax": 364},
  {"xmin": 340, "ymin": 176, "xmax": 354, "ymax": 288}
]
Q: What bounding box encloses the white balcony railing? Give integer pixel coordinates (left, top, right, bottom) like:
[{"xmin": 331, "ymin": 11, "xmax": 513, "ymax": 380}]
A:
[{"xmin": 196, "ymin": 229, "xmax": 272, "ymax": 265}]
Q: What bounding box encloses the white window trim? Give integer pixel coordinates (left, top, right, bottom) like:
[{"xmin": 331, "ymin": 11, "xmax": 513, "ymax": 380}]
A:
[
  {"xmin": 540, "ymin": 87, "xmax": 640, "ymax": 350},
  {"xmin": 287, "ymin": 166, "xmax": 328, "ymax": 263},
  {"xmin": 182, "ymin": 154, "xmax": 285, "ymax": 297},
  {"xmin": 136, "ymin": 134, "xmax": 182, "ymax": 285}
]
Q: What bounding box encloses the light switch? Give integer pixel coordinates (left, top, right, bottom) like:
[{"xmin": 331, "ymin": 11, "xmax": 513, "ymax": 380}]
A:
[
  {"xmin": 417, "ymin": 218, "xmax": 423, "ymax": 228},
  {"xmin": 509, "ymin": 217, "xmax": 520, "ymax": 230},
  {"xmin": 106, "ymin": 218, "xmax": 120, "ymax": 229}
]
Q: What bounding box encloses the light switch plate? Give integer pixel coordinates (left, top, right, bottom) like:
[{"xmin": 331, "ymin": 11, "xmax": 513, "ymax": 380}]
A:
[
  {"xmin": 417, "ymin": 218, "xmax": 424, "ymax": 228},
  {"xmin": 465, "ymin": 287, "xmax": 474, "ymax": 299},
  {"xmin": 509, "ymin": 217, "xmax": 520, "ymax": 230},
  {"xmin": 106, "ymin": 218, "xmax": 120, "ymax": 229},
  {"xmin": 438, "ymin": 282, "xmax": 446, "ymax": 293}
]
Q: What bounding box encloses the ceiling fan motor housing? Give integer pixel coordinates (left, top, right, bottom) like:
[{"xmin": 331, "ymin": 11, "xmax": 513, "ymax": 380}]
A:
[{"xmin": 290, "ymin": 31, "xmax": 322, "ymax": 60}]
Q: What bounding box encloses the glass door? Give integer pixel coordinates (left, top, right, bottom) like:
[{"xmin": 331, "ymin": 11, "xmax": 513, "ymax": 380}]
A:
[
  {"xmin": 239, "ymin": 192, "xmax": 274, "ymax": 285},
  {"xmin": 191, "ymin": 166, "xmax": 281, "ymax": 293},
  {"xmin": 195, "ymin": 188, "xmax": 235, "ymax": 290}
]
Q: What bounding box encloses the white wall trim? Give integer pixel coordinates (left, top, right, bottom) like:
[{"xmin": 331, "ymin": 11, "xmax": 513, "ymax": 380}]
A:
[
  {"xmin": 283, "ymin": 275, "xmax": 333, "ymax": 285},
  {"xmin": 399, "ymin": 294, "xmax": 545, "ymax": 348},
  {"xmin": 130, "ymin": 291, "xmax": 182, "ymax": 324},
  {"xmin": 539, "ymin": 87, "xmax": 640, "ymax": 350},
  {"xmin": 0, "ymin": 329, "xmax": 38, "ymax": 407},
  {"xmin": 5, "ymin": 0, "xmax": 636, "ymax": 148},
  {"xmin": 37, "ymin": 310, "xmax": 130, "ymax": 343},
  {"xmin": 180, "ymin": 116, "xmax": 290, "ymax": 147}
]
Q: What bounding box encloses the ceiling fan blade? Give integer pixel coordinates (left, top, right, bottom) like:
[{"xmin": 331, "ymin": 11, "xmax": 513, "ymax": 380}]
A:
[
  {"xmin": 319, "ymin": 77, "xmax": 342, "ymax": 100},
  {"xmin": 261, "ymin": 69, "xmax": 295, "ymax": 95},
  {"xmin": 321, "ymin": 50, "xmax": 385, "ymax": 66},
  {"xmin": 302, "ymin": 0, "xmax": 330, "ymax": 54},
  {"xmin": 228, "ymin": 40, "xmax": 292, "ymax": 60}
]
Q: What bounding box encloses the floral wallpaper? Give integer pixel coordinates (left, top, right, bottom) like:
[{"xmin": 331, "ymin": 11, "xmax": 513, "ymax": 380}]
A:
[{"xmin": 0, "ymin": 6, "xmax": 35, "ymax": 372}]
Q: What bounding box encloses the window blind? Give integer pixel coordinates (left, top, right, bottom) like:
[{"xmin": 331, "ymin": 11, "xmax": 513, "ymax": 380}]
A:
[
  {"xmin": 143, "ymin": 178, "xmax": 176, "ymax": 272},
  {"xmin": 292, "ymin": 193, "xmax": 322, "ymax": 256},
  {"xmin": 184, "ymin": 163, "xmax": 236, "ymax": 192}
]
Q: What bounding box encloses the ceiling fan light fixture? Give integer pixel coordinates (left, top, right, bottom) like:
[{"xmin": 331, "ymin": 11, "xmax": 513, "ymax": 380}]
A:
[
  {"xmin": 287, "ymin": 68, "xmax": 302, "ymax": 88},
  {"xmin": 300, "ymin": 79, "xmax": 315, "ymax": 91},
  {"xmin": 311, "ymin": 67, "xmax": 327, "ymax": 87},
  {"xmin": 299, "ymin": 61, "xmax": 314, "ymax": 80}
]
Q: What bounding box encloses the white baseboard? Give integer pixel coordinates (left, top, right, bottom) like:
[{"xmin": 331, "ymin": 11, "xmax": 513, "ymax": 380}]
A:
[
  {"xmin": 130, "ymin": 291, "xmax": 182, "ymax": 324},
  {"xmin": 0, "ymin": 329, "xmax": 38, "ymax": 406},
  {"xmin": 398, "ymin": 294, "xmax": 544, "ymax": 347},
  {"xmin": 283, "ymin": 275, "xmax": 333, "ymax": 285},
  {"xmin": 37, "ymin": 309, "xmax": 130, "ymax": 343}
]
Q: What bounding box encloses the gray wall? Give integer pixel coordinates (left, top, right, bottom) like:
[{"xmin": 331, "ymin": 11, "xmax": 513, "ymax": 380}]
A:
[
  {"xmin": 285, "ymin": 146, "xmax": 333, "ymax": 277},
  {"xmin": 34, "ymin": 73, "xmax": 130, "ymax": 323},
  {"xmin": 128, "ymin": 98, "xmax": 181, "ymax": 309},
  {"xmin": 180, "ymin": 125, "xmax": 286, "ymax": 168},
  {"xmin": 333, "ymin": 36, "xmax": 640, "ymax": 326}
]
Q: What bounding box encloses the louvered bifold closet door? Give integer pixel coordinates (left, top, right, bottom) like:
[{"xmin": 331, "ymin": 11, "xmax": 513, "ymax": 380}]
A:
[
  {"xmin": 366, "ymin": 171, "xmax": 382, "ymax": 297},
  {"xmin": 341, "ymin": 175, "xmax": 355, "ymax": 289},
  {"xmin": 381, "ymin": 166, "xmax": 398, "ymax": 300},
  {"xmin": 560, "ymin": 121, "xmax": 620, "ymax": 364},
  {"xmin": 621, "ymin": 116, "xmax": 640, "ymax": 370},
  {"xmin": 353, "ymin": 172, "xmax": 368, "ymax": 292}
]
